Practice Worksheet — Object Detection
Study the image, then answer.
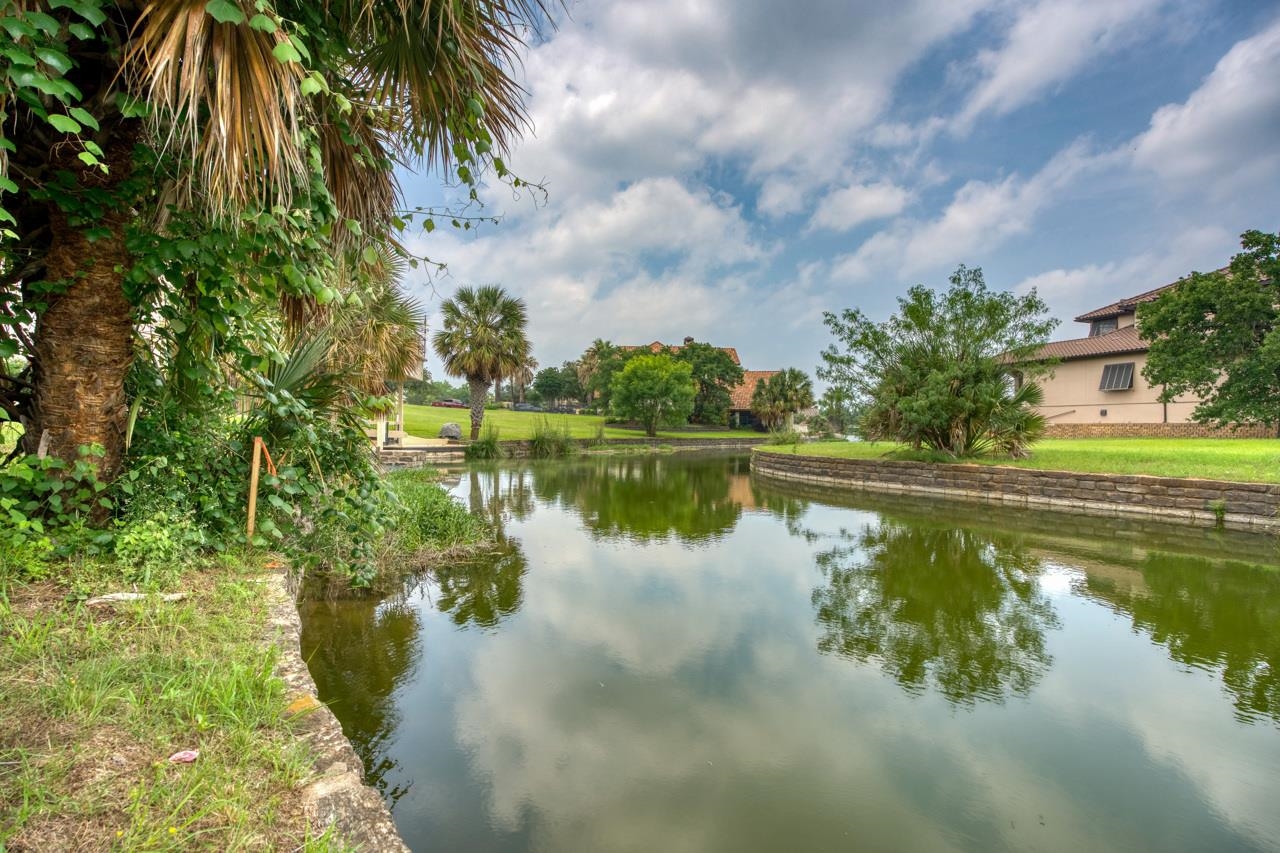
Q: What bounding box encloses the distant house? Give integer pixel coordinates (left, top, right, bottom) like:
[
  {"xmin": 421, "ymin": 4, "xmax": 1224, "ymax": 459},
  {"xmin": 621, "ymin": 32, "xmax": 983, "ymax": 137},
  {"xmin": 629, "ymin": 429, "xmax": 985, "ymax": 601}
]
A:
[
  {"xmin": 622, "ymin": 336, "xmax": 776, "ymax": 427},
  {"xmin": 1028, "ymin": 281, "xmax": 1202, "ymax": 425}
]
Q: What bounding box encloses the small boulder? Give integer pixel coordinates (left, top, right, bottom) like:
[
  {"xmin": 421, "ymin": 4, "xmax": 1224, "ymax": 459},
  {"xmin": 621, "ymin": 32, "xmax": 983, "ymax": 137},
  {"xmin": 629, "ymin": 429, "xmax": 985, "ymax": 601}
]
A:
[{"xmin": 439, "ymin": 422, "xmax": 462, "ymax": 440}]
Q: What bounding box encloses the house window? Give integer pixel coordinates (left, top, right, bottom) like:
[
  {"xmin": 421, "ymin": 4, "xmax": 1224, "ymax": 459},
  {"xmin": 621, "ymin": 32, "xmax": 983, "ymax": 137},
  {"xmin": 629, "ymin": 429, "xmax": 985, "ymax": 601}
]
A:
[
  {"xmin": 1090, "ymin": 317, "xmax": 1118, "ymax": 336},
  {"xmin": 1099, "ymin": 362, "xmax": 1135, "ymax": 391}
]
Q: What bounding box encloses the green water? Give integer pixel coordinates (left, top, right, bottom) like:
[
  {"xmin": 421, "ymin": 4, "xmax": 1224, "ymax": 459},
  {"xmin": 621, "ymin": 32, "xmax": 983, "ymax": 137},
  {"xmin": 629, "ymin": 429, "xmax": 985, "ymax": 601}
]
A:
[{"xmin": 300, "ymin": 453, "xmax": 1280, "ymax": 853}]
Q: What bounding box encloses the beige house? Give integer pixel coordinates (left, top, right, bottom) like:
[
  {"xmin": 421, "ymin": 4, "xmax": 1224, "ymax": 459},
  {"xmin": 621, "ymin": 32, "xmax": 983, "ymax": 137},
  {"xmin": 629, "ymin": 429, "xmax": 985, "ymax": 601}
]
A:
[{"xmin": 1030, "ymin": 283, "xmax": 1201, "ymax": 424}]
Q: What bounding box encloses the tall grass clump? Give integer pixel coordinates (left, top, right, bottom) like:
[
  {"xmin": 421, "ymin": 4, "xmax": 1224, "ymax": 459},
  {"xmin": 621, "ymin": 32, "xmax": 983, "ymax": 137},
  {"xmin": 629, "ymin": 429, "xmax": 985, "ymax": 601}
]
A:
[
  {"xmin": 386, "ymin": 469, "xmax": 488, "ymax": 554},
  {"xmin": 529, "ymin": 417, "xmax": 576, "ymax": 458},
  {"xmin": 465, "ymin": 423, "xmax": 503, "ymax": 460}
]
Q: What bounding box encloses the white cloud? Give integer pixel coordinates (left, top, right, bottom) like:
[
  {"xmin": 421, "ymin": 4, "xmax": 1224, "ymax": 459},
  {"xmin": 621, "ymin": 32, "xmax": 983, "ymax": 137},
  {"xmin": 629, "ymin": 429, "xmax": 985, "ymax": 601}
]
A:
[
  {"xmin": 808, "ymin": 182, "xmax": 913, "ymax": 232},
  {"xmin": 831, "ymin": 140, "xmax": 1114, "ymax": 283},
  {"xmin": 954, "ymin": 0, "xmax": 1167, "ymax": 132},
  {"xmin": 1132, "ymin": 17, "xmax": 1280, "ymax": 191},
  {"xmin": 1011, "ymin": 225, "xmax": 1236, "ymax": 331}
]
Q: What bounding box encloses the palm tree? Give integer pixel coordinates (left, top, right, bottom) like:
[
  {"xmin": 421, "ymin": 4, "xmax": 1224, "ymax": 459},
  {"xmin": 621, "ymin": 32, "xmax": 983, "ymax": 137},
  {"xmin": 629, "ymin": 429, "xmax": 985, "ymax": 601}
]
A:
[
  {"xmin": 327, "ymin": 254, "xmax": 428, "ymax": 396},
  {"xmin": 4, "ymin": 0, "xmax": 544, "ymax": 478},
  {"xmin": 432, "ymin": 285, "xmax": 529, "ymax": 439},
  {"xmin": 577, "ymin": 339, "xmax": 618, "ymax": 400},
  {"xmin": 752, "ymin": 368, "xmax": 815, "ymax": 431},
  {"xmin": 773, "ymin": 367, "xmax": 815, "ymax": 431}
]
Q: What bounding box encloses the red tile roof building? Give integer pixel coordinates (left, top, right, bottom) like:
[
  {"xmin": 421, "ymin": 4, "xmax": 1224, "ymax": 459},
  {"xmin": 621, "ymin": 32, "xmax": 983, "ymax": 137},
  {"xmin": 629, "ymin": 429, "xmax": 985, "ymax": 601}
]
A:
[{"xmin": 622, "ymin": 338, "xmax": 775, "ymax": 423}]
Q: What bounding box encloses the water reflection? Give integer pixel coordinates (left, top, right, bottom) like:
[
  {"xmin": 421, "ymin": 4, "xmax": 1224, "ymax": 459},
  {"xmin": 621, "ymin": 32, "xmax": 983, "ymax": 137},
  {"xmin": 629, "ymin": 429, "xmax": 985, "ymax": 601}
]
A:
[
  {"xmin": 529, "ymin": 454, "xmax": 749, "ymax": 543},
  {"xmin": 301, "ymin": 455, "xmax": 1280, "ymax": 851},
  {"xmin": 809, "ymin": 519, "xmax": 1059, "ymax": 704},
  {"xmin": 1080, "ymin": 553, "xmax": 1280, "ymax": 725},
  {"xmin": 432, "ymin": 540, "xmax": 528, "ymax": 631},
  {"xmin": 299, "ymin": 595, "xmax": 423, "ymax": 803}
]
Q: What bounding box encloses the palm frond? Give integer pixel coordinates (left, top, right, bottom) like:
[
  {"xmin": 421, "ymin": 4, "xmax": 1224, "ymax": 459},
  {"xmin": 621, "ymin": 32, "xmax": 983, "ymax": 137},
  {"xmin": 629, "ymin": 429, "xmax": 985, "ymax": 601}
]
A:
[{"xmin": 126, "ymin": 1, "xmax": 307, "ymax": 216}]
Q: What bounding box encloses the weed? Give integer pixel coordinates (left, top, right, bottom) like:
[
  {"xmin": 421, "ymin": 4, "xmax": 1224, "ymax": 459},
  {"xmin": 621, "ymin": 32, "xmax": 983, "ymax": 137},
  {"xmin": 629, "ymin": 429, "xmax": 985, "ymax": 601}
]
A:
[{"xmin": 1208, "ymin": 498, "xmax": 1227, "ymax": 528}]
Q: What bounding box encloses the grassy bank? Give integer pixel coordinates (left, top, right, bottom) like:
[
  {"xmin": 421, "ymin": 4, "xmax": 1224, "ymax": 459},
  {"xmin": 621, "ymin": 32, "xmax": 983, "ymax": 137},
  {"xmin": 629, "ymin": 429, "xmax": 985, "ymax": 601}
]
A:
[
  {"xmin": 0, "ymin": 470, "xmax": 486, "ymax": 849},
  {"xmin": 402, "ymin": 404, "xmax": 751, "ymax": 441},
  {"xmin": 758, "ymin": 438, "xmax": 1280, "ymax": 484},
  {"xmin": 0, "ymin": 557, "xmax": 343, "ymax": 851}
]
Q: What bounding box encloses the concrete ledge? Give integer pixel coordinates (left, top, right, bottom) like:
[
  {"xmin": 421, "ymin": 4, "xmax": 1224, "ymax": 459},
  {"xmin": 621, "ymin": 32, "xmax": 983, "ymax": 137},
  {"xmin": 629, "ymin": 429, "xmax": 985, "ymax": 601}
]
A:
[
  {"xmin": 751, "ymin": 450, "xmax": 1280, "ymax": 533},
  {"xmin": 263, "ymin": 573, "xmax": 409, "ymax": 852}
]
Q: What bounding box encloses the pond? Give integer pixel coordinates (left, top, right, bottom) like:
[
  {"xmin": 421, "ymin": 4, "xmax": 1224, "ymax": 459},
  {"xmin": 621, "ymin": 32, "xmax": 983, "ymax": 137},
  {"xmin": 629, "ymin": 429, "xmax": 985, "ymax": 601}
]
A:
[{"xmin": 300, "ymin": 452, "xmax": 1280, "ymax": 853}]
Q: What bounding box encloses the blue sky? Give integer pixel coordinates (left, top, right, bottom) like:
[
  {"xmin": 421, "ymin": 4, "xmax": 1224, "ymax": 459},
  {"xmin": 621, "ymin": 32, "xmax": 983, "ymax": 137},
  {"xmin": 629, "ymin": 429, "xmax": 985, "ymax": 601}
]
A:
[{"xmin": 402, "ymin": 0, "xmax": 1280, "ymax": 382}]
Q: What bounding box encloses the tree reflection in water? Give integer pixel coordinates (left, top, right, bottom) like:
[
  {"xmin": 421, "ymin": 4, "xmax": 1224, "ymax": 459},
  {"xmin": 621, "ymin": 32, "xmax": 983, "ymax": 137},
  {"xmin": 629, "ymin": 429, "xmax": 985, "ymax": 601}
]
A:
[
  {"xmin": 529, "ymin": 454, "xmax": 744, "ymax": 543},
  {"xmin": 1081, "ymin": 553, "xmax": 1280, "ymax": 725},
  {"xmin": 810, "ymin": 520, "xmax": 1059, "ymax": 705},
  {"xmin": 431, "ymin": 540, "xmax": 528, "ymax": 630},
  {"xmin": 299, "ymin": 595, "xmax": 423, "ymax": 805}
]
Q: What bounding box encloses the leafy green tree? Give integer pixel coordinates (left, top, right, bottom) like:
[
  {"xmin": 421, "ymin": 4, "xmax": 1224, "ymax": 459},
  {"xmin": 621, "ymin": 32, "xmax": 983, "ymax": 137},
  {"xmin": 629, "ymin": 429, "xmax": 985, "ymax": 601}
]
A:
[
  {"xmin": 751, "ymin": 368, "xmax": 814, "ymax": 431},
  {"xmin": 609, "ymin": 354, "xmax": 696, "ymax": 436},
  {"xmin": 819, "ymin": 385, "xmax": 862, "ymax": 434},
  {"xmin": 819, "ymin": 266, "xmax": 1055, "ymax": 456},
  {"xmin": 532, "ymin": 362, "xmax": 583, "ymax": 405},
  {"xmin": 432, "ymin": 285, "xmax": 530, "ymax": 439},
  {"xmin": 1139, "ymin": 230, "xmax": 1280, "ymax": 429},
  {"xmin": 674, "ymin": 341, "xmax": 744, "ymax": 425},
  {"xmin": 0, "ymin": 0, "xmax": 542, "ymax": 478}
]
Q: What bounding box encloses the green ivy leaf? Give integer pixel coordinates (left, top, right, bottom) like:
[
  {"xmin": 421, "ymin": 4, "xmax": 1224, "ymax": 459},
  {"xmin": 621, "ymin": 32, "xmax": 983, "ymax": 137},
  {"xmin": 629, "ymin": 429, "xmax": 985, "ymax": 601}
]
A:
[
  {"xmin": 361, "ymin": 245, "xmax": 378, "ymax": 266},
  {"xmin": 35, "ymin": 47, "xmax": 73, "ymax": 75},
  {"xmin": 299, "ymin": 74, "xmax": 322, "ymax": 96},
  {"xmin": 0, "ymin": 175, "xmax": 17, "ymax": 194},
  {"xmin": 204, "ymin": 0, "xmax": 246, "ymax": 25},
  {"xmin": 68, "ymin": 107, "xmax": 99, "ymax": 130},
  {"xmin": 248, "ymin": 13, "xmax": 277, "ymax": 32},
  {"xmin": 271, "ymin": 40, "xmax": 302, "ymax": 64},
  {"xmin": 47, "ymin": 114, "xmax": 82, "ymax": 134},
  {"xmin": 26, "ymin": 11, "xmax": 61, "ymax": 35}
]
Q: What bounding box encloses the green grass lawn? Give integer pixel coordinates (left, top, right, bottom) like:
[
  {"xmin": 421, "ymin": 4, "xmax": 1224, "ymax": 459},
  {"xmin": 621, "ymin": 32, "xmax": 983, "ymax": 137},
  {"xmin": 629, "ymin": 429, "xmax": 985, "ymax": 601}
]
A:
[
  {"xmin": 402, "ymin": 404, "xmax": 754, "ymax": 441},
  {"xmin": 758, "ymin": 438, "xmax": 1280, "ymax": 484}
]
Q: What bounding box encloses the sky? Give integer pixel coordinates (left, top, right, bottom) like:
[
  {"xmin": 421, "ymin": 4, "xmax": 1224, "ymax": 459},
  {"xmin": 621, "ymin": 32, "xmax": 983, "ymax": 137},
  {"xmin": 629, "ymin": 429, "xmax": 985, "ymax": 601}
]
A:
[{"xmin": 402, "ymin": 0, "xmax": 1280, "ymax": 383}]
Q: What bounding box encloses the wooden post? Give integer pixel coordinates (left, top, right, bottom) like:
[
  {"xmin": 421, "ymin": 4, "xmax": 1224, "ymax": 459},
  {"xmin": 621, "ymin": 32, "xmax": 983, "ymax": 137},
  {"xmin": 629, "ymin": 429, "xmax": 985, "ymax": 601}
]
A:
[{"xmin": 247, "ymin": 436, "xmax": 263, "ymax": 541}]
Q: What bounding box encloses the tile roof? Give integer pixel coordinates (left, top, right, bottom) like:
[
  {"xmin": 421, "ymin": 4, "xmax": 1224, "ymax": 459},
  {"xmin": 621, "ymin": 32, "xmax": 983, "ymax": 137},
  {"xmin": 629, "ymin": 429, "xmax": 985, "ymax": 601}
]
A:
[
  {"xmin": 729, "ymin": 370, "xmax": 779, "ymax": 410},
  {"xmin": 1029, "ymin": 325, "xmax": 1148, "ymax": 361},
  {"xmin": 620, "ymin": 340, "xmax": 743, "ymax": 365},
  {"xmin": 1074, "ymin": 282, "xmax": 1181, "ymax": 322}
]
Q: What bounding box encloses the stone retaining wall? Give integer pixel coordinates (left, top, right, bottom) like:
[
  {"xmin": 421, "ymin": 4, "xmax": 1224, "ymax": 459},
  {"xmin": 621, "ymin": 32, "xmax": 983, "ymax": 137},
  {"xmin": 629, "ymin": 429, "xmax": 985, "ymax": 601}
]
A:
[
  {"xmin": 751, "ymin": 451, "xmax": 1280, "ymax": 532},
  {"xmin": 500, "ymin": 437, "xmax": 766, "ymax": 458},
  {"xmin": 1045, "ymin": 422, "xmax": 1276, "ymax": 439},
  {"xmin": 264, "ymin": 573, "xmax": 410, "ymax": 852}
]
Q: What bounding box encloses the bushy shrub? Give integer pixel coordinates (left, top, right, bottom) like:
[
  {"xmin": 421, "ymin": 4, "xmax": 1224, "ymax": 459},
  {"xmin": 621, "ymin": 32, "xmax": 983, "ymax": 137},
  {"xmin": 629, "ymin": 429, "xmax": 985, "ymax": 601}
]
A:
[
  {"xmin": 765, "ymin": 429, "xmax": 804, "ymax": 447},
  {"xmin": 113, "ymin": 511, "xmax": 191, "ymax": 588}
]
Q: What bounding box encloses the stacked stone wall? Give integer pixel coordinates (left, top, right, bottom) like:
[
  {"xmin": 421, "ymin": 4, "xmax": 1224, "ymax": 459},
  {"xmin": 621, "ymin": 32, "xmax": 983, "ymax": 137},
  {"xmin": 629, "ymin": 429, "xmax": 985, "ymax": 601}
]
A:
[
  {"xmin": 751, "ymin": 451, "xmax": 1280, "ymax": 532},
  {"xmin": 1045, "ymin": 422, "xmax": 1276, "ymax": 439}
]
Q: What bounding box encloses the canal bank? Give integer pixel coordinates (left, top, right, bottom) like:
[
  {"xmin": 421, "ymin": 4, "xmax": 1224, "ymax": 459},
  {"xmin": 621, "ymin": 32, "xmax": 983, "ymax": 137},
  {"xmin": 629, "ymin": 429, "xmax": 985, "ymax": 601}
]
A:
[{"xmin": 751, "ymin": 448, "xmax": 1280, "ymax": 533}]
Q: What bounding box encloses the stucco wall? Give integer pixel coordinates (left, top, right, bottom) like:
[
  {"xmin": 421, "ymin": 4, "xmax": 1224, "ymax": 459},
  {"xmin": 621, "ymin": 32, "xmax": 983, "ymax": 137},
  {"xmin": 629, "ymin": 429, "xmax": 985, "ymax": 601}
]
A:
[
  {"xmin": 1036, "ymin": 351, "xmax": 1200, "ymax": 424},
  {"xmin": 751, "ymin": 450, "xmax": 1280, "ymax": 532}
]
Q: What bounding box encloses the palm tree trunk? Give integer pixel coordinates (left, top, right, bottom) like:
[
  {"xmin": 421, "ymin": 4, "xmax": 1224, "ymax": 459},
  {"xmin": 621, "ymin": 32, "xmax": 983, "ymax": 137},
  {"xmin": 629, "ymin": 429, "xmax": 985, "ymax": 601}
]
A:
[
  {"xmin": 784, "ymin": 411, "xmax": 795, "ymax": 432},
  {"xmin": 469, "ymin": 377, "xmax": 488, "ymax": 440},
  {"xmin": 25, "ymin": 201, "xmax": 134, "ymax": 482}
]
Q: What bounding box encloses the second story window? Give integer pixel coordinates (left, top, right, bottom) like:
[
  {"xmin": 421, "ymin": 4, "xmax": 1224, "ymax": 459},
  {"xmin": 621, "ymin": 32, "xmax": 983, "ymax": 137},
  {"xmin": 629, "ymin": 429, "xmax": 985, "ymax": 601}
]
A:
[{"xmin": 1090, "ymin": 317, "xmax": 1118, "ymax": 336}]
